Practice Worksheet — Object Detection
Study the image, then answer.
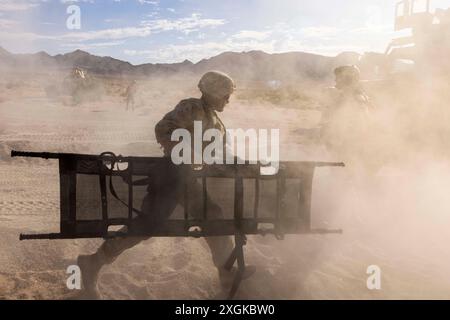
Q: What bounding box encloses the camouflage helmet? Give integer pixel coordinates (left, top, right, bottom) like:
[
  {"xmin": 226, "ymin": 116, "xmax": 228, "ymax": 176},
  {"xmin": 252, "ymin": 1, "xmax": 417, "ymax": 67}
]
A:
[
  {"xmin": 334, "ymin": 65, "xmax": 361, "ymax": 83},
  {"xmin": 198, "ymin": 71, "xmax": 235, "ymax": 98}
]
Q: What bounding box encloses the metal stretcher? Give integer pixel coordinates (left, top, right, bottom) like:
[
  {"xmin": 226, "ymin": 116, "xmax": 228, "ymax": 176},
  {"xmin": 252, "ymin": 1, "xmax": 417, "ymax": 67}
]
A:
[{"xmin": 11, "ymin": 150, "xmax": 344, "ymax": 299}]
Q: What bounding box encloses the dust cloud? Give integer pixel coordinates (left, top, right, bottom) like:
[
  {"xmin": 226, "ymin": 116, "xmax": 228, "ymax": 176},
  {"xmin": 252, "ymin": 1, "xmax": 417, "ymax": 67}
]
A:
[{"xmin": 1, "ymin": 4, "xmax": 450, "ymax": 299}]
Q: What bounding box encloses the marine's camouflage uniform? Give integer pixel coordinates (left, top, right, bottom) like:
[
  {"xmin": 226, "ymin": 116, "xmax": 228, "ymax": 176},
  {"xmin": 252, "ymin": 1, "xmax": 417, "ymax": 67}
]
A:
[
  {"xmin": 155, "ymin": 98, "xmax": 226, "ymax": 155},
  {"xmin": 99, "ymin": 97, "xmax": 233, "ymax": 268},
  {"xmin": 320, "ymin": 85, "xmax": 373, "ymax": 161}
]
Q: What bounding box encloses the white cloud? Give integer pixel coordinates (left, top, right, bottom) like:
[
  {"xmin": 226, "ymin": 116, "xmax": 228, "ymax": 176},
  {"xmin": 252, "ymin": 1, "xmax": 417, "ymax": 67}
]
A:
[
  {"xmin": 0, "ymin": 18, "xmax": 18, "ymax": 28},
  {"xmin": 140, "ymin": 13, "xmax": 226, "ymax": 35},
  {"xmin": 300, "ymin": 26, "xmax": 340, "ymax": 38},
  {"xmin": 59, "ymin": 26, "xmax": 153, "ymax": 41},
  {"xmin": 60, "ymin": 0, "xmax": 95, "ymax": 3},
  {"xmin": 137, "ymin": 0, "xmax": 159, "ymax": 5},
  {"xmin": 231, "ymin": 30, "xmax": 271, "ymax": 41},
  {"xmin": 0, "ymin": 30, "xmax": 48, "ymax": 41},
  {"xmin": 0, "ymin": 0, "xmax": 42, "ymax": 11},
  {"xmin": 61, "ymin": 40, "xmax": 125, "ymax": 49},
  {"xmin": 51, "ymin": 13, "xmax": 226, "ymax": 42}
]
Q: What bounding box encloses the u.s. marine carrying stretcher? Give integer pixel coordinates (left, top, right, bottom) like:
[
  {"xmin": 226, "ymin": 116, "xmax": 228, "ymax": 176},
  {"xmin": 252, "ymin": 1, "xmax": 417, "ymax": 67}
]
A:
[{"xmin": 11, "ymin": 150, "xmax": 344, "ymax": 299}]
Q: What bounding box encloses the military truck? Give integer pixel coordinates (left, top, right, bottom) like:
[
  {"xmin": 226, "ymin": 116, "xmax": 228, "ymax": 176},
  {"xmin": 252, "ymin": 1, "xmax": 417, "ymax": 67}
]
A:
[{"xmin": 361, "ymin": 0, "xmax": 449, "ymax": 103}]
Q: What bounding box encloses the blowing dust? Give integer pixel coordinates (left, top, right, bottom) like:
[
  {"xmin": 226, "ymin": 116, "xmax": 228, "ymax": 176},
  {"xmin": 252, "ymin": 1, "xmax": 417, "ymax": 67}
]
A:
[{"xmin": 1, "ymin": 53, "xmax": 450, "ymax": 299}]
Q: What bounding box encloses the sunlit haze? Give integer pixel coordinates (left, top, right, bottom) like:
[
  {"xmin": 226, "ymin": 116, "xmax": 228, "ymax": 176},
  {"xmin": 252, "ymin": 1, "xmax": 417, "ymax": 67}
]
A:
[{"xmin": 1, "ymin": 0, "xmax": 449, "ymax": 63}]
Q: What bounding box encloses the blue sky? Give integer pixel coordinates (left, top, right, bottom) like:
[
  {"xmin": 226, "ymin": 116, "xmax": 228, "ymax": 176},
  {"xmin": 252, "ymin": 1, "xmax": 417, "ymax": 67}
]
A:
[{"xmin": 0, "ymin": 0, "xmax": 449, "ymax": 64}]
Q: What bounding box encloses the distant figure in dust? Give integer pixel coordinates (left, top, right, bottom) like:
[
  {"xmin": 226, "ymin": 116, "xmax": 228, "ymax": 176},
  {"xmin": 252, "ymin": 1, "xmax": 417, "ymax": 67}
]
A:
[
  {"xmin": 65, "ymin": 67, "xmax": 88, "ymax": 106},
  {"xmin": 77, "ymin": 71, "xmax": 241, "ymax": 299},
  {"xmin": 319, "ymin": 65, "xmax": 374, "ymax": 158},
  {"xmin": 125, "ymin": 80, "xmax": 138, "ymax": 111}
]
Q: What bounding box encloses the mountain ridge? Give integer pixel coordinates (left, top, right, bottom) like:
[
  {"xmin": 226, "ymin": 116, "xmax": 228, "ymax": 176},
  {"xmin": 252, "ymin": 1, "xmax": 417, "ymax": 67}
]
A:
[{"xmin": 0, "ymin": 46, "xmax": 362, "ymax": 81}]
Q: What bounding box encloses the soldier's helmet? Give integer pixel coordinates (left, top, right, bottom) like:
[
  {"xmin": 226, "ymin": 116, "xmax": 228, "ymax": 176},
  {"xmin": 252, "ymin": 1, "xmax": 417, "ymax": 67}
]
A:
[
  {"xmin": 334, "ymin": 65, "xmax": 360, "ymax": 86},
  {"xmin": 198, "ymin": 71, "xmax": 235, "ymax": 98}
]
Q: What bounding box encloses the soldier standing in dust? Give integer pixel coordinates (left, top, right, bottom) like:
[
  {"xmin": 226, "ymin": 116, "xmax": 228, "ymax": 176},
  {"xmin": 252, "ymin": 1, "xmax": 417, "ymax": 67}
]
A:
[
  {"xmin": 77, "ymin": 71, "xmax": 236, "ymax": 298},
  {"xmin": 125, "ymin": 80, "xmax": 138, "ymax": 111},
  {"xmin": 64, "ymin": 68, "xmax": 88, "ymax": 106},
  {"xmin": 319, "ymin": 65, "xmax": 374, "ymax": 163}
]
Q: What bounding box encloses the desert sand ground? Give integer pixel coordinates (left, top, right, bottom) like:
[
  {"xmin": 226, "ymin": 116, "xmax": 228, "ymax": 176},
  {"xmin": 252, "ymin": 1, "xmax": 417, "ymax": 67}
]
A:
[{"xmin": 1, "ymin": 78, "xmax": 450, "ymax": 300}]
